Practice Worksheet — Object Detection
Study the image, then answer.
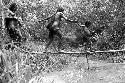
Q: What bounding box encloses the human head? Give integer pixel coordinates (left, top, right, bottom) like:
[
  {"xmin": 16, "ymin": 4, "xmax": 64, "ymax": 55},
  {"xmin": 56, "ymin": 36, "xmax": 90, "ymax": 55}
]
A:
[
  {"xmin": 57, "ymin": 7, "xmax": 64, "ymax": 12},
  {"xmin": 85, "ymin": 21, "xmax": 91, "ymax": 27},
  {"xmin": 9, "ymin": 3, "xmax": 18, "ymax": 13}
]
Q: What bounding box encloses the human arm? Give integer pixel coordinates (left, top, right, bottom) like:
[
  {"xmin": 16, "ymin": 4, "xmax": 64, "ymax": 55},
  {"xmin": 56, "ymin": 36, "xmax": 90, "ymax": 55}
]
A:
[
  {"xmin": 65, "ymin": 19, "xmax": 78, "ymax": 23},
  {"xmin": 62, "ymin": 13, "xmax": 78, "ymax": 23},
  {"xmin": 43, "ymin": 15, "xmax": 52, "ymax": 20},
  {"xmin": 63, "ymin": 16, "xmax": 78, "ymax": 23},
  {"xmin": 38, "ymin": 14, "xmax": 55, "ymax": 23}
]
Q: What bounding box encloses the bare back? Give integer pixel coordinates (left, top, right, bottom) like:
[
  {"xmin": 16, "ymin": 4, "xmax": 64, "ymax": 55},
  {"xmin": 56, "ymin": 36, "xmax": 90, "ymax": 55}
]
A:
[{"xmin": 51, "ymin": 12, "xmax": 64, "ymax": 28}]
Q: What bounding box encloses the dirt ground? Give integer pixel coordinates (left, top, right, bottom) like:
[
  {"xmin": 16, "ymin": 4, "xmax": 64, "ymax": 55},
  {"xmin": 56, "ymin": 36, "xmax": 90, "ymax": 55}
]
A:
[{"xmin": 28, "ymin": 54, "xmax": 125, "ymax": 83}]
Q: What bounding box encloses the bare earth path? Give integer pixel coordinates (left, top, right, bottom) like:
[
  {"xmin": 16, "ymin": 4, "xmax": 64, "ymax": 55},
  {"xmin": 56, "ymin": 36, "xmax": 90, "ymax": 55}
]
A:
[
  {"xmin": 18, "ymin": 40, "xmax": 125, "ymax": 83},
  {"xmin": 27, "ymin": 43, "xmax": 125, "ymax": 83}
]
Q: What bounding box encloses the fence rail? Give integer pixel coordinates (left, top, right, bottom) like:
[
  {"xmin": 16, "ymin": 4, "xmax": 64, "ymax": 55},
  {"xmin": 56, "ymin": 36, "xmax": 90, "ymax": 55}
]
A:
[
  {"xmin": 3, "ymin": 43, "xmax": 125, "ymax": 55},
  {"xmin": 15, "ymin": 46, "xmax": 125, "ymax": 55}
]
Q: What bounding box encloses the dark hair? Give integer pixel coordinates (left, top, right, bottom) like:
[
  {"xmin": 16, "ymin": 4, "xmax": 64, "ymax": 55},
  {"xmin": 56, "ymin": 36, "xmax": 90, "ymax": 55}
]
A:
[
  {"xmin": 57, "ymin": 7, "xmax": 64, "ymax": 12},
  {"xmin": 85, "ymin": 21, "xmax": 91, "ymax": 27},
  {"xmin": 9, "ymin": 3, "xmax": 17, "ymax": 13}
]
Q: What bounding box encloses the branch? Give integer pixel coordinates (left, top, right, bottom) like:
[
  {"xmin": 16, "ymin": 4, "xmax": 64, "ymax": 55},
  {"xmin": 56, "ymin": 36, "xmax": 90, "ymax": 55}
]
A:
[
  {"xmin": 6, "ymin": 42, "xmax": 125, "ymax": 56},
  {"xmin": 13, "ymin": 44, "xmax": 125, "ymax": 55}
]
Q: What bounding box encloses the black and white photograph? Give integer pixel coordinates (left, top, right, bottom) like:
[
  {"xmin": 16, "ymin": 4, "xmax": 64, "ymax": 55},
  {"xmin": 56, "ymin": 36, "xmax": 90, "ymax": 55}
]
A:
[{"xmin": 0, "ymin": 0, "xmax": 125, "ymax": 83}]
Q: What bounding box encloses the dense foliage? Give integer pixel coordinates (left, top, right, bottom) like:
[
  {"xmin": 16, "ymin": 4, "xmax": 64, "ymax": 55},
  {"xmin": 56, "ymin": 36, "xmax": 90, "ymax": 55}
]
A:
[
  {"xmin": 10, "ymin": 0, "xmax": 125, "ymax": 51},
  {"xmin": 0, "ymin": 0, "xmax": 125, "ymax": 83}
]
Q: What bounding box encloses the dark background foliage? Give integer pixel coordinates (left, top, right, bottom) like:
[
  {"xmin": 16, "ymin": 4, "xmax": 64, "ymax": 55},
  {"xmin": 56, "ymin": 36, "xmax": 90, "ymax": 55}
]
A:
[
  {"xmin": 1, "ymin": 0, "xmax": 125, "ymax": 51},
  {"xmin": 1, "ymin": 1, "xmax": 125, "ymax": 83}
]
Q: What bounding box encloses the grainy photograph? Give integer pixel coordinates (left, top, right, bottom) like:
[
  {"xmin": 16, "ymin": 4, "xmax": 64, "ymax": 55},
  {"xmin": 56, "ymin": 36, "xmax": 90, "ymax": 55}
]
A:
[{"xmin": 0, "ymin": 0, "xmax": 125, "ymax": 83}]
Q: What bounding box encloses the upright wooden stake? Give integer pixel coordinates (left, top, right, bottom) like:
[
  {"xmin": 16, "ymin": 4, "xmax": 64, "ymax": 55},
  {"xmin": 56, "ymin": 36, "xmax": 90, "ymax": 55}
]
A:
[{"xmin": 86, "ymin": 53, "xmax": 90, "ymax": 70}]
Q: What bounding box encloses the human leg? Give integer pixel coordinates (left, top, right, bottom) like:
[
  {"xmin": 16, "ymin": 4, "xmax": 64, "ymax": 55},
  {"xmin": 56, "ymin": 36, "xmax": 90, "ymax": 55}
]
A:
[
  {"xmin": 44, "ymin": 30, "xmax": 54, "ymax": 52},
  {"xmin": 55, "ymin": 30, "xmax": 62, "ymax": 52}
]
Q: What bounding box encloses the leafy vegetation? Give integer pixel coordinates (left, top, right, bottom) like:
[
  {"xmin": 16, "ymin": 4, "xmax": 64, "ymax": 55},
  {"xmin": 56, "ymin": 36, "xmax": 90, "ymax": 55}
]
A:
[{"xmin": 0, "ymin": 0, "xmax": 125, "ymax": 83}]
